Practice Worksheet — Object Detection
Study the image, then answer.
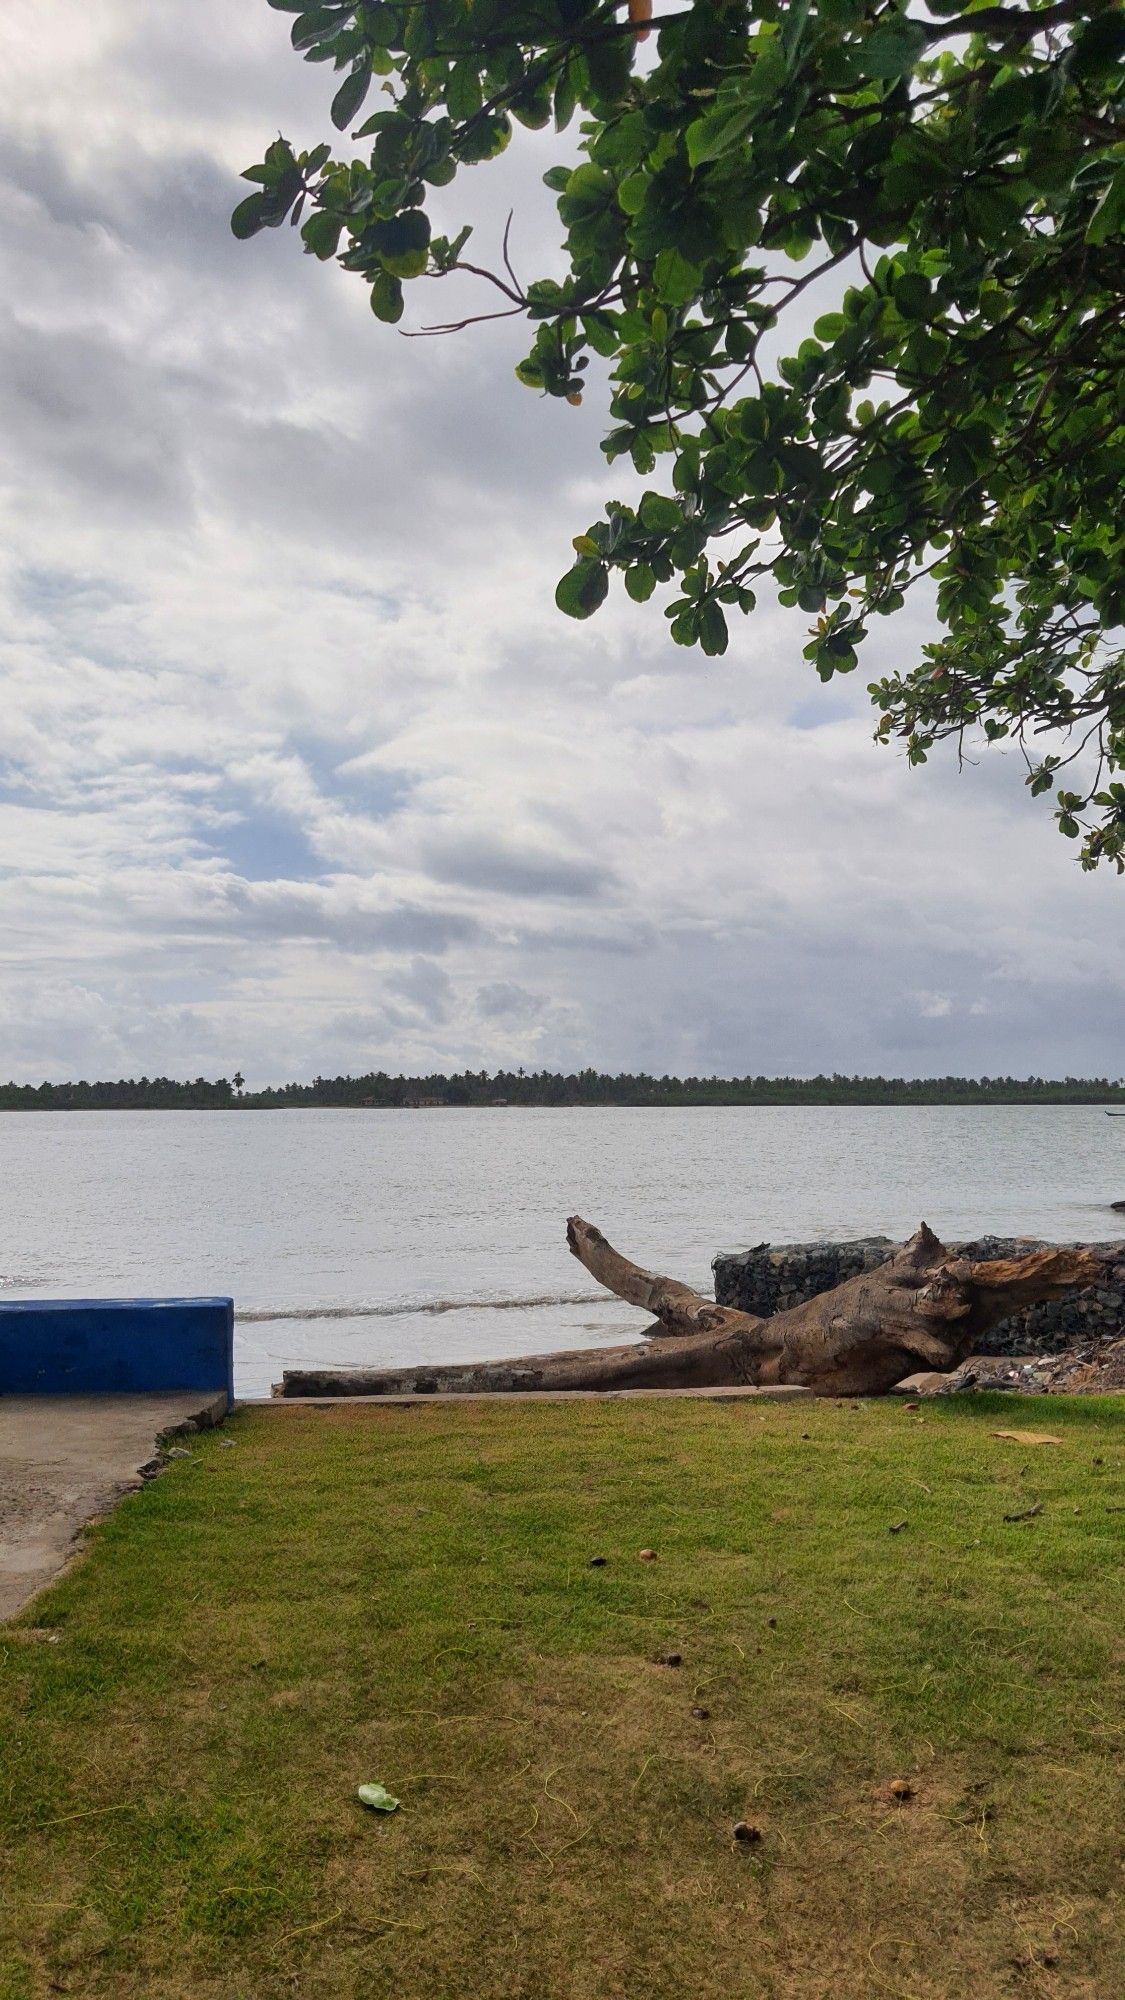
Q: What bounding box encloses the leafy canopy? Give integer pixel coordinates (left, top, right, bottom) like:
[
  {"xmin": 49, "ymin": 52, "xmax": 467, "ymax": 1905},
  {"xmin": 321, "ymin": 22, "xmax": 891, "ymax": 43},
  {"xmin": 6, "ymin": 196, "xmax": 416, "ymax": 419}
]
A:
[{"xmin": 239, "ymin": 0, "xmax": 1125, "ymax": 866}]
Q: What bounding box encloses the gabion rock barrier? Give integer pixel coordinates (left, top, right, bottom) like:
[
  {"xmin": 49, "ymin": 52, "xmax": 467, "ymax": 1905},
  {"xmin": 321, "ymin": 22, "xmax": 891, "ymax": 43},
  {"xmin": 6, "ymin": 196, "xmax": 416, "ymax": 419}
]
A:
[{"xmin": 712, "ymin": 1237, "xmax": 1125, "ymax": 1356}]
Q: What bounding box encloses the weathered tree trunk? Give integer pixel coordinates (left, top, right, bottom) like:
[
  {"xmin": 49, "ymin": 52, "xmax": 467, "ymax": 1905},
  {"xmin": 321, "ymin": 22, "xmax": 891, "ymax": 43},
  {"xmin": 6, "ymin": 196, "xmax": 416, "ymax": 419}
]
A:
[{"xmin": 276, "ymin": 1218, "xmax": 1099, "ymax": 1399}]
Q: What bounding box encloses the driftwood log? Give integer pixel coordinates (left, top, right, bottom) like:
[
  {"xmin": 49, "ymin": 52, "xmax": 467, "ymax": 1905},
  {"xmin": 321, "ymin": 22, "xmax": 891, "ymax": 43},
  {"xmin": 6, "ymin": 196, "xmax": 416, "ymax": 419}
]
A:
[{"xmin": 277, "ymin": 1218, "xmax": 1100, "ymax": 1398}]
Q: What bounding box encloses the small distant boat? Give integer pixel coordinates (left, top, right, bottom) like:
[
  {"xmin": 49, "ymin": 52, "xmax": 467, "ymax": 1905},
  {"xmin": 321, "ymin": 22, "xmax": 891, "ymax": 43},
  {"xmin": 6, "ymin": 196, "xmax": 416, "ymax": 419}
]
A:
[{"xmin": 1106, "ymin": 1110, "xmax": 1125, "ymax": 1116}]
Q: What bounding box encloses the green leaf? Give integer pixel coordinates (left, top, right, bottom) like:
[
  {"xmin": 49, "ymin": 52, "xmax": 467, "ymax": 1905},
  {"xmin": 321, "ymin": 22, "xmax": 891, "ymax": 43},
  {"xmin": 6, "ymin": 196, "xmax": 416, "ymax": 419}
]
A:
[
  {"xmin": 856, "ymin": 18, "xmax": 926, "ymax": 80},
  {"xmin": 291, "ymin": 8, "xmax": 348, "ymax": 53},
  {"xmin": 556, "ymin": 560, "xmax": 609, "ymax": 619},
  {"xmin": 423, "ymin": 154, "xmax": 457, "ymax": 188},
  {"xmin": 512, "ymin": 83, "xmax": 552, "ymax": 131},
  {"xmin": 371, "ymin": 208, "xmax": 431, "ymax": 277},
  {"xmin": 447, "ymin": 63, "xmax": 482, "ymax": 121},
  {"xmin": 582, "ymin": 314, "xmax": 619, "ymax": 358},
  {"xmin": 585, "ymin": 34, "xmax": 632, "ymax": 106},
  {"xmin": 230, "ymin": 193, "xmax": 269, "ymax": 239},
  {"xmin": 651, "ymin": 248, "xmax": 701, "ymax": 306},
  {"xmin": 893, "ymin": 272, "xmax": 930, "ymax": 319},
  {"xmin": 813, "ymin": 312, "xmax": 846, "ymax": 343},
  {"xmin": 629, "ymin": 432, "xmax": 656, "ymax": 474},
  {"xmin": 1086, "ymin": 166, "xmax": 1125, "ymax": 246},
  {"xmin": 617, "ymin": 172, "xmax": 647, "ymax": 217},
  {"xmin": 781, "ymin": 0, "xmax": 813, "ymax": 67},
  {"xmin": 370, "ymin": 271, "xmax": 404, "ymax": 322},
  {"xmin": 331, "ymin": 64, "xmax": 371, "ymax": 131},
  {"xmin": 698, "ymin": 602, "xmax": 728, "ymax": 655},
  {"xmin": 685, "ymin": 101, "xmax": 753, "ymax": 171},
  {"xmin": 554, "ymin": 58, "xmax": 577, "ymax": 132},
  {"xmin": 1069, "ymin": 8, "xmax": 1125, "ymax": 79},
  {"xmin": 639, "ymin": 492, "xmax": 681, "ymax": 535},
  {"xmin": 302, "ymin": 209, "xmax": 343, "ymax": 258},
  {"xmin": 559, "ymin": 163, "xmax": 615, "ymax": 216},
  {"xmin": 625, "ymin": 563, "xmax": 657, "ymax": 603}
]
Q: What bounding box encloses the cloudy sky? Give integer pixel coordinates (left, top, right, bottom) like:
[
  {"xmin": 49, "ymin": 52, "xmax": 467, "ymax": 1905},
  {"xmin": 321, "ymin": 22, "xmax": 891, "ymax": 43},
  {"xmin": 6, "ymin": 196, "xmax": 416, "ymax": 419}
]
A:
[{"xmin": 1, "ymin": 1, "xmax": 1121, "ymax": 1086}]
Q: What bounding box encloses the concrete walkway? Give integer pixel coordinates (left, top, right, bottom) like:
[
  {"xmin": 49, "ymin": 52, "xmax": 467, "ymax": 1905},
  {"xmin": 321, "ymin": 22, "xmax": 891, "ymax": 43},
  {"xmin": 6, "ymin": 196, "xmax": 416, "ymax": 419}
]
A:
[{"xmin": 0, "ymin": 1392, "xmax": 226, "ymax": 1621}]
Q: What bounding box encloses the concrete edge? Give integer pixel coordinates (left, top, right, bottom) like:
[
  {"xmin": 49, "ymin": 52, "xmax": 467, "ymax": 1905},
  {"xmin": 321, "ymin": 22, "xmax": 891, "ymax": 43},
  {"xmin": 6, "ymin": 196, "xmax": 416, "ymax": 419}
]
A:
[
  {"xmin": 157, "ymin": 1389, "xmax": 230, "ymax": 1435},
  {"xmin": 256, "ymin": 1384, "xmax": 814, "ymax": 1407}
]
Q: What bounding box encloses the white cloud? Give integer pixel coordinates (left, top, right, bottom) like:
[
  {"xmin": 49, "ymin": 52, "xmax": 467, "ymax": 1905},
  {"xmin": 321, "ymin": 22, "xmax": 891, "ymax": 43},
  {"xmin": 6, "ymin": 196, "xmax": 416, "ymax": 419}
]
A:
[{"xmin": 0, "ymin": 0, "xmax": 1122, "ymax": 1086}]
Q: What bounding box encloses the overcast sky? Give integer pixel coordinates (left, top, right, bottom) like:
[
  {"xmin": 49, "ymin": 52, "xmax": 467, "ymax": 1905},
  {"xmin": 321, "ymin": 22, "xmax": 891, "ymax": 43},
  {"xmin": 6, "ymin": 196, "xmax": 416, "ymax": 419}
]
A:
[{"xmin": 0, "ymin": 1, "xmax": 1121, "ymax": 1086}]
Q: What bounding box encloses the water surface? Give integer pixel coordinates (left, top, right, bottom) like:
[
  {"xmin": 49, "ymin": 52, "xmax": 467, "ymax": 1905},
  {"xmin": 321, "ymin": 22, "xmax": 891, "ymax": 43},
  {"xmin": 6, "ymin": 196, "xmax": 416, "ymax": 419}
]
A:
[{"xmin": 1, "ymin": 1106, "xmax": 1121, "ymax": 1396}]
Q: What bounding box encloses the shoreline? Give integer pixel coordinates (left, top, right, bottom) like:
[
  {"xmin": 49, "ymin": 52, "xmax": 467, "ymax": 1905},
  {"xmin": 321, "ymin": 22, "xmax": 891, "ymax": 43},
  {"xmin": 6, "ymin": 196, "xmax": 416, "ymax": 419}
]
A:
[{"xmin": 4, "ymin": 1096, "xmax": 1125, "ymax": 1112}]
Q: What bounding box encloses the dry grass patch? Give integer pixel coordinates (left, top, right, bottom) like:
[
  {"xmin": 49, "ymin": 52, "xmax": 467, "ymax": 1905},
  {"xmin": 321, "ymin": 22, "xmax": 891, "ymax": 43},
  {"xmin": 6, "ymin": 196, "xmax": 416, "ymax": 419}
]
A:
[{"xmin": 0, "ymin": 1393, "xmax": 1122, "ymax": 1999}]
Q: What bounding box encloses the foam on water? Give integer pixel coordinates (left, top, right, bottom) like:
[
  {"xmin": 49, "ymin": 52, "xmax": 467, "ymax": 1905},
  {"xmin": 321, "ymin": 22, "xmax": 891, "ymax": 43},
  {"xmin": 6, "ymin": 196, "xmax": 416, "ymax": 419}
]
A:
[{"xmin": 236, "ymin": 1290, "xmax": 603, "ymax": 1324}]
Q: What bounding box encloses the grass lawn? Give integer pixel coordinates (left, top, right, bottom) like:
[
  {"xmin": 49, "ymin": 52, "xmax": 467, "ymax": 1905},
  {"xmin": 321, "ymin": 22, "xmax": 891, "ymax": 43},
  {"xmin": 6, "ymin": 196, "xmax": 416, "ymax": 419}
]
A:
[{"xmin": 1, "ymin": 1394, "xmax": 1122, "ymax": 2000}]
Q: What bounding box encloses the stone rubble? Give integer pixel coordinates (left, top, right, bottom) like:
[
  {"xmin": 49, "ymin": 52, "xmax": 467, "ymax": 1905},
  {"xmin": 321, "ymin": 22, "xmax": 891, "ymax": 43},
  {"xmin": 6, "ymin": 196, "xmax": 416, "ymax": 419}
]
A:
[
  {"xmin": 932, "ymin": 1336, "xmax": 1125, "ymax": 1395},
  {"xmin": 713, "ymin": 1235, "xmax": 1125, "ymax": 1357}
]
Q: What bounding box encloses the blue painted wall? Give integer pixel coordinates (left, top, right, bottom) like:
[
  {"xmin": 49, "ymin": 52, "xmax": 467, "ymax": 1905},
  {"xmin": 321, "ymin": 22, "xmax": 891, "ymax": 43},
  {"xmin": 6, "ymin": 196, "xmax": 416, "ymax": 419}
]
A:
[{"xmin": 0, "ymin": 1298, "xmax": 234, "ymax": 1404}]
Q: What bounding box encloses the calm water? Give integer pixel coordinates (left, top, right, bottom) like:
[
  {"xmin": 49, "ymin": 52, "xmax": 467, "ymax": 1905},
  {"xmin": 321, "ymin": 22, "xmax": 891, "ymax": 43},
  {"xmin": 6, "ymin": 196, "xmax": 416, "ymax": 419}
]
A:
[{"xmin": 1, "ymin": 1107, "xmax": 1122, "ymax": 1397}]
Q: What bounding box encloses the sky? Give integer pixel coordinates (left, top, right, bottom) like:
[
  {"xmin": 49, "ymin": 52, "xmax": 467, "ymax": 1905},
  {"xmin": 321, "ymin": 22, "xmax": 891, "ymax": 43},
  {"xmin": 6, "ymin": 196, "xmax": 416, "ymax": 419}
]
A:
[{"xmin": 0, "ymin": 1, "xmax": 1121, "ymax": 1087}]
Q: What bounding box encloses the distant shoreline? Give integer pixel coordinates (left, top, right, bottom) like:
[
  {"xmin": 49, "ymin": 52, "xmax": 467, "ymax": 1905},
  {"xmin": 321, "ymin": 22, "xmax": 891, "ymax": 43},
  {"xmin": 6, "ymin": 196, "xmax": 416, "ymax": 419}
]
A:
[{"xmin": 2, "ymin": 1074, "xmax": 1125, "ymax": 1114}]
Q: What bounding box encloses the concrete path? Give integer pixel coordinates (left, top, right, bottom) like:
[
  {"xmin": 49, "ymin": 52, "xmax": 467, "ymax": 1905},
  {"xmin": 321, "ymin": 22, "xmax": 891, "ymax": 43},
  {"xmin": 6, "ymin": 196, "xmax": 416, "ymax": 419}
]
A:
[{"xmin": 0, "ymin": 1392, "xmax": 226, "ymax": 1622}]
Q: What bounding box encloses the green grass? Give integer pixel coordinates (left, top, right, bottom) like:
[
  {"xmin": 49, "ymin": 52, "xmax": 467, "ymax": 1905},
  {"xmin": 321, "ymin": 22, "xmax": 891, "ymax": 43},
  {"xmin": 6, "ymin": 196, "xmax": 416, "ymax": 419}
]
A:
[{"xmin": 1, "ymin": 1394, "xmax": 1122, "ymax": 2000}]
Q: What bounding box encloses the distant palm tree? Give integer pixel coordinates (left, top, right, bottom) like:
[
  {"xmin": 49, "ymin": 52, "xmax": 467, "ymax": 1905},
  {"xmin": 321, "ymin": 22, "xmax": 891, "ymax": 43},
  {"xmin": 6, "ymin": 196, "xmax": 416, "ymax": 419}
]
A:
[{"xmin": 233, "ymin": 1071, "xmax": 245, "ymax": 1094}]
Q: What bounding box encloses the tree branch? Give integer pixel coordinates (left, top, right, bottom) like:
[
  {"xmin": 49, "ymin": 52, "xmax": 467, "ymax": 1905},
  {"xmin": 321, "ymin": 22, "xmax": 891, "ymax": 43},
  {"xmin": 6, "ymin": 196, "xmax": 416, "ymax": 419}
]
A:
[{"xmin": 922, "ymin": 2, "xmax": 1083, "ymax": 46}]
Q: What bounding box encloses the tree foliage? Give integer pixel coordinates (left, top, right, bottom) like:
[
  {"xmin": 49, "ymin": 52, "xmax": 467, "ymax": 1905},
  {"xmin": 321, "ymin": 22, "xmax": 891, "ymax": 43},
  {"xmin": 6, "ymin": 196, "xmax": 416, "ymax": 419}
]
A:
[
  {"xmin": 239, "ymin": 0, "xmax": 1125, "ymax": 865},
  {"xmin": 5, "ymin": 1069, "xmax": 1125, "ymax": 1107}
]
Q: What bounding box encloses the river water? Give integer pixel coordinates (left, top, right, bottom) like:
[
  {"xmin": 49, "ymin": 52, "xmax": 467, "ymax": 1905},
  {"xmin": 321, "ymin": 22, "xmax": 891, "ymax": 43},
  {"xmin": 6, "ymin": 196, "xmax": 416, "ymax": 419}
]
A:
[{"xmin": 1, "ymin": 1106, "xmax": 1121, "ymax": 1397}]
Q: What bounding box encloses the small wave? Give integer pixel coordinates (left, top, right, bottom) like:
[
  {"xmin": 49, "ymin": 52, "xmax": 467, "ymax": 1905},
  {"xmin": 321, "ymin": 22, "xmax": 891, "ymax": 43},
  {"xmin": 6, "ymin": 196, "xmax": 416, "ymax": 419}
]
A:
[
  {"xmin": 0, "ymin": 1273, "xmax": 49, "ymax": 1291},
  {"xmin": 236, "ymin": 1290, "xmax": 604, "ymax": 1325}
]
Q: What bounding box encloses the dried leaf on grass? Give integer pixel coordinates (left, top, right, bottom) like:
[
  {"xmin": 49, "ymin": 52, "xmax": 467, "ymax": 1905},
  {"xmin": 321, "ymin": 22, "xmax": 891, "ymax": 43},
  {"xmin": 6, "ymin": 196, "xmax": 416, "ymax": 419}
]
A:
[{"xmin": 992, "ymin": 1431, "xmax": 1062, "ymax": 1447}]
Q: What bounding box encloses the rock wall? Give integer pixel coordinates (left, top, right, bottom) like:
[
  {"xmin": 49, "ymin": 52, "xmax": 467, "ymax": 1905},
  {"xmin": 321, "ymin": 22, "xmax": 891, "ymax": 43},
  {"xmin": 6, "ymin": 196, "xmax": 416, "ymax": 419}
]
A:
[{"xmin": 712, "ymin": 1236, "xmax": 1125, "ymax": 1355}]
